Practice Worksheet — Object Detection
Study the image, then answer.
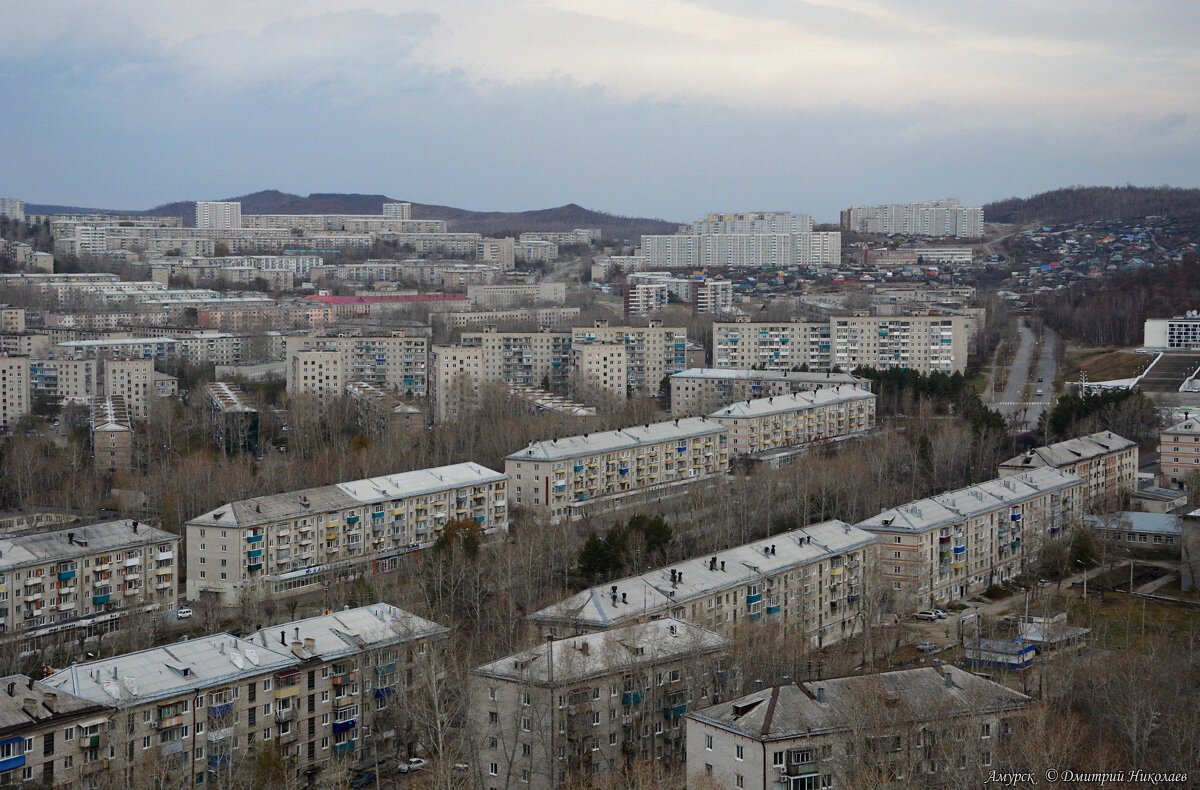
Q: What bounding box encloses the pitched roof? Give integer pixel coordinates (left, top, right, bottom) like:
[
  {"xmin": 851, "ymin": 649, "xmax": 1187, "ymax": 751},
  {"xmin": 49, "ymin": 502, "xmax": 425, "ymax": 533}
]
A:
[
  {"xmin": 249, "ymin": 603, "xmax": 447, "ymax": 659},
  {"xmin": 998, "ymin": 431, "xmax": 1136, "ymax": 471},
  {"xmin": 709, "ymin": 386, "xmax": 874, "ymax": 419},
  {"xmin": 506, "ymin": 418, "xmax": 725, "ymax": 463},
  {"xmin": 0, "ymin": 520, "xmax": 175, "ymax": 571}
]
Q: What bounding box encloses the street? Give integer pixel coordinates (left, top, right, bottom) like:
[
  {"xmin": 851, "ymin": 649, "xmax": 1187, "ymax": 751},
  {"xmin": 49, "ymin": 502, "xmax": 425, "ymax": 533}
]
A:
[{"xmin": 992, "ymin": 324, "xmax": 1058, "ymax": 430}]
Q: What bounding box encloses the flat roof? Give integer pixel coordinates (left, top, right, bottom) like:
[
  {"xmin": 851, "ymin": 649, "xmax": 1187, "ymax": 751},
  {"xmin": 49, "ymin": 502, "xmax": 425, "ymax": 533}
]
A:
[
  {"xmin": 1083, "ymin": 512, "xmax": 1181, "ymax": 535},
  {"xmin": 506, "ymin": 417, "xmax": 726, "ymax": 463},
  {"xmin": 529, "ymin": 520, "xmax": 877, "ymax": 628},
  {"xmin": 672, "ymin": 368, "xmax": 868, "ymax": 384},
  {"xmin": 0, "ymin": 519, "xmax": 174, "ymax": 570}
]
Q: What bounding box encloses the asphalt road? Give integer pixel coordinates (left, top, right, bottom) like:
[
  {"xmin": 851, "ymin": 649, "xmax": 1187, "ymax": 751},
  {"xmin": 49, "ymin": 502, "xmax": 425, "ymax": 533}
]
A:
[{"xmin": 993, "ymin": 325, "xmax": 1058, "ymax": 429}]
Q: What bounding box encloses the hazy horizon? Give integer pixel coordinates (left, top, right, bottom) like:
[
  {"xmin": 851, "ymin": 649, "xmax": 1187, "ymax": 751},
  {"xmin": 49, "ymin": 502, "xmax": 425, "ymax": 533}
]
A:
[{"xmin": 3, "ymin": 1, "xmax": 1197, "ymax": 223}]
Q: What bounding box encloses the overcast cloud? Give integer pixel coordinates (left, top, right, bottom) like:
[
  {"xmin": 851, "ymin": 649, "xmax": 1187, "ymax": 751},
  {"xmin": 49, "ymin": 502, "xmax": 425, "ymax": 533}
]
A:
[{"xmin": 1, "ymin": 0, "xmax": 1196, "ymax": 221}]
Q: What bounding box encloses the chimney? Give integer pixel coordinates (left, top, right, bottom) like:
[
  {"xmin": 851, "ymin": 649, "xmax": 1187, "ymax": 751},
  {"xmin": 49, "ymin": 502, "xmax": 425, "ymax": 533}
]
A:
[
  {"xmin": 67, "ymin": 532, "xmax": 74, "ymax": 545},
  {"xmin": 22, "ymin": 698, "xmax": 38, "ymax": 719},
  {"xmin": 720, "ymin": 561, "xmax": 725, "ymax": 572},
  {"xmin": 771, "ymin": 544, "xmax": 776, "ymax": 555},
  {"xmin": 579, "ymin": 641, "xmax": 589, "ymax": 656},
  {"xmin": 677, "ymin": 571, "xmax": 683, "ymax": 584},
  {"xmin": 754, "ymin": 680, "xmax": 763, "ymax": 692},
  {"xmin": 303, "ymin": 638, "xmax": 316, "ymax": 652},
  {"xmin": 670, "ymin": 569, "xmax": 677, "ymax": 586},
  {"xmin": 944, "ymin": 671, "xmax": 954, "ymax": 689},
  {"xmin": 4, "ymin": 682, "xmax": 12, "ymax": 697},
  {"xmin": 782, "ymin": 675, "xmax": 791, "ymax": 685},
  {"xmin": 290, "ymin": 641, "xmax": 305, "ymax": 659},
  {"xmin": 709, "ymin": 557, "xmax": 717, "ymax": 571},
  {"xmin": 816, "ymin": 686, "xmax": 826, "ymax": 703},
  {"xmin": 294, "ymin": 627, "xmax": 300, "ymax": 641},
  {"xmin": 621, "ymin": 592, "xmax": 627, "ymax": 604}
]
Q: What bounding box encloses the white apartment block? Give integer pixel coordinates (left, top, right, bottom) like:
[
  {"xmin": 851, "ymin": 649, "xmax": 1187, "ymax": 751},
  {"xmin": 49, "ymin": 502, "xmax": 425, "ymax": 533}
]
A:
[
  {"xmin": 670, "ymin": 368, "xmax": 872, "ymax": 416},
  {"xmin": 473, "ymin": 620, "xmax": 731, "ymax": 790},
  {"xmin": 713, "ymin": 314, "xmax": 970, "ymax": 375},
  {"xmin": 185, "ymin": 462, "xmax": 508, "ymax": 602},
  {"xmin": 0, "ymin": 198, "xmax": 26, "ymax": 222},
  {"xmin": 55, "ymin": 333, "xmax": 251, "ymax": 367},
  {"xmin": 381, "ymin": 201, "xmax": 412, "ymax": 219},
  {"xmin": 194, "ymin": 201, "xmax": 243, "ymax": 229},
  {"xmin": 1159, "ymin": 417, "xmax": 1200, "ymax": 486},
  {"xmin": 467, "ymin": 283, "xmax": 567, "ymax": 308},
  {"xmin": 0, "ymin": 519, "xmax": 179, "ymax": 650},
  {"xmin": 571, "ymin": 320, "xmax": 688, "ymax": 397},
  {"xmin": 640, "ymin": 212, "xmax": 838, "ymax": 269},
  {"xmin": 440, "ymin": 307, "xmax": 580, "ymax": 330},
  {"xmin": 0, "ymin": 355, "xmax": 31, "ymax": 432},
  {"xmin": 284, "ymin": 333, "xmax": 429, "ymax": 398},
  {"xmin": 517, "ymin": 228, "xmax": 600, "ymax": 245},
  {"xmin": 797, "ymin": 230, "xmax": 842, "ymax": 267},
  {"xmin": 709, "ymin": 386, "xmax": 876, "ymax": 460},
  {"xmin": 841, "ymin": 199, "xmax": 984, "ymax": 238},
  {"xmin": 0, "ymin": 305, "xmax": 25, "ymax": 333},
  {"xmin": 689, "ymin": 212, "xmax": 813, "ymax": 234},
  {"xmin": 431, "ymin": 330, "xmax": 573, "ymax": 421},
  {"xmin": 529, "ymin": 519, "xmax": 879, "ymax": 649},
  {"xmin": 569, "ymin": 342, "xmax": 628, "ymax": 403},
  {"xmin": 686, "ymin": 666, "xmax": 1031, "ymax": 790},
  {"xmin": 855, "ymin": 468, "xmax": 1085, "ymax": 608},
  {"xmin": 998, "ymin": 431, "xmax": 1138, "ymax": 511},
  {"xmin": 478, "ymin": 237, "xmax": 516, "ymax": 268},
  {"xmin": 624, "ymin": 279, "xmax": 670, "ymax": 317},
  {"xmin": 381, "ymin": 232, "xmax": 481, "ymax": 256},
  {"xmin": 505, "ymin": 417, "xmax": 728, "ymax": 523},
  {"xmin": 514, "ymin": 240, "xmax": 558, "ymax": 263},
  {"xmin": 102, "ymin": 358, "xmax": 154, "ymax": 420}
]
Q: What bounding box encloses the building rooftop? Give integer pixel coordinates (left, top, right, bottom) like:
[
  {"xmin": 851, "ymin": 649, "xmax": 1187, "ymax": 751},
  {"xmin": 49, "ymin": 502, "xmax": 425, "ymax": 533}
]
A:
[
  {"xmin": 91, "ymin": 396, "xmax": 131, "ymax": 431},
  {"xmin": 1083, "ymin": 512, "xmax": 1181, "ymax": 536},
  {"xmin": 188, "ymin": 462, "xmax": 506, "ymax": 529},
  {"xmin": 856, "ymin": 467, "xmax": 1083, "ymax": 534},
  {"xmin": 999, "ymin": 431, "xmax": 1136, "ymax": 471},
  {"xmin": 529, "ymin": 520, "xmax": 877, "ymax": 628},
  {"xmin": 688, "ymin": 665, "xmax": 1031, "ymax": 740},
  {"xmin": 709, "ymin": 385, "xmax": 874, "ymax": 419},
  {"xmin": 0, "ymin": 675, "xmax": 106, "ymax": 732},
  {"xmin": 249, "ymin": 603, "xmax": 447, "ymax": 659},
  {"xmin": 964, "ymin": 639, "xmax": 1034, "ymax": 655},
  {"xmin": 44, "ymin": 636, "xmax": 297, "ymax": 706},
  {"xmin": 206, "ymin": 381, "xmax": 257, "ymax": 413},
  {"xmin": 345, "ymin": 381, "xmax": 422, "ymax": 414},
  {"xmin": 1162, "ymin": 417, "xmax": 1200, "ymax": 435},
  {"xmin": 475, "ymin": 620, "xmax": 727, "ymax": 686},
  {"xmin": 0, "ymin": 519, "xmax": 174, "ymax": 570},
  {"xmin": 672, "ymin": 368, "xmax": 869, "ymax": 385},
  {"xmin": 507, "ymin": 417, "xmax": 726, "ymax": 463}
]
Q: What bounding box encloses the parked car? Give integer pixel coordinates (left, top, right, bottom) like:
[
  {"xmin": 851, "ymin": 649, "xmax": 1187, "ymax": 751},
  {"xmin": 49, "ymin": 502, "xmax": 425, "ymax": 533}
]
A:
[
  {"xmin": 451, "ymin": 763, "xmax": 470, "ymax": 773},
  {"xmin": 176, "ymin": 608, "xmax": 193, "ymax": 619},
  {"xmin": 397, "ymin": 758, "xmax": 427, "ymax": 773},
  {"xmin": 917, "ymin": 642, "xmax": 938, "ymax": 652},
  {"xmin": 932, "ymin": 609, "xmax": 949, "ymax": 619},
  {"xmin": 349, "ymin": 773, "xmax": 375, "ymax": 789},
  {"xmin": 914, "ymin": 610, "xmax": 939, "ymax": 621}
]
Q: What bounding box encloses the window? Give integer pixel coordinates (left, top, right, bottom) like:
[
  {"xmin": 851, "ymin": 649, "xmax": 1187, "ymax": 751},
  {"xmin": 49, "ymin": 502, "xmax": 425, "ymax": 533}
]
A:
[
  {"xmin": 981, "ymin": 723, "xmax": 992, "ymax": 739},
  {"xmin": 489, "ymin": 764, "xmax": 498, "ymax": 777},
  {"xmin": 521, "ymin": 717, "xmax": 531, "ymax": 732},
  {"xmin": 735, "ymin": 745, "xmax": 744, "ymax": 761},
  {"xmin": 488, "ymin": 687, "xmax": 497, "ymax": 700},
  {"xmin": 705, "ymin": 735, "xmax": 713, "ymax": 751},
  {"xmin": 736, "ymin": 775, "xmax": 744, "ymax": 788}
]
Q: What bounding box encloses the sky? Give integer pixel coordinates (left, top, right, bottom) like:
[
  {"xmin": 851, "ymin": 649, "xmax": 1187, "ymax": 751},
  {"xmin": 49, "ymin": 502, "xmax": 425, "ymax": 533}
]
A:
[{"xmin": 1, "ymin": 0, "xmax": 1197, "ymax": 223}]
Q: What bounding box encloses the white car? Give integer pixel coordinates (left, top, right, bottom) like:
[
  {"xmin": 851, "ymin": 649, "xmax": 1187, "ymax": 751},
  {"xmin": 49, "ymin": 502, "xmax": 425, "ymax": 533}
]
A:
[
  {"xmin": 932, "ymin": 609, "xmax": 949, "ymax": 619},
  {"xmin": 176, "ymin": 608, "xmax": 193, "ymax": 619},
  {"xmin": 397, "ymin": 758, "xmax": 427, "ymax": 773}
]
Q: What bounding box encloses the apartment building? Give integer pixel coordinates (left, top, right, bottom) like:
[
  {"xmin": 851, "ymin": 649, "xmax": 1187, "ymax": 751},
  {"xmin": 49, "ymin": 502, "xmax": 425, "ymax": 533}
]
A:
[
  {"xmin": 284, "ymin": 333, "xmax": 429, "ymax": 399},
  {"xmin": 207, "ymin": 382, "xmax": 260, "ymax": 456},
  {"xmin": 640, "ymin": 212, "xmax": 839, "ymax": 269},
  {"xmin": 478, "ymin": 237, "xmax": 516, "ymax": 268},
  {"xmin": 0, "ymin": 198, "xmax": 25, "ymax": 222},
  {"xmin": 529, "ymin": 520, "xmax": 878, "ymax": 648},
  {"xmin": 345, "ymin": 381, "xmax": 423, "ymax": 439},
  {"xmin": 0, "ymin": 306, "xmax": 25, "ymax": 333},
  {"xmin": 0, "ymin": 519, "xmax": 179, "ymax": 651},
  {"xmin": 378, "ymin": 232, "xmax": 482, "ymax": 256},
  {"xmin": 198, "ymin": 302, "xmax": 334, "ymax": 331},
  {"xmin": 514, "ymin": 240, "xmax": 558, "ymax": 263},
  {"xmin": 43, "ymin": 312, "xmax": 170, "ymax": 330},
  {"xmin": 624, "ymin": 278, "xmax": 670, "ymax": 317},
  {"xmin": 149, "ymin": 262, "xmax": 294, "ymax": 291},
  {"xmin": 709, "ymin": 386, "xmax": 876, "ymax": 462},
  {"xmin": 185, "ymin": 462, "xmax": 508, "ymax": 602},
  {"xmin": 1159, "ymin": 417, "xmax": 1200, "ymax": 486},
  {"xmin": 571, "ymin": 320, "xmax": 688, "ymax": 397},
  {"xmin": 101, "ymin": 358, "xmax": 153, "ymax": 420},
  {"xmin": 713, "ymin": 314, "xmax": 970, "ymax": 375},
  {"xmin": 0, "ymin": 356, "xmax": 30, "ymax": 432},
  {"xmin": 382, "ymin": 201, "xmax": 411, "ymax": 219},
  {"xmin": 195, "ymin": 201, "xmax": 243, "ymax": 229},
  {"xmin": 0, "ymin": 675, "xmax": 112, "ymax": 788},
  {"xmin": 246, "ymin": 604, "xmax": 450, "ymax": 769},
  {"xmin": 670, "ymin": 368, "xmax": 871, "ymax": 416},
  {"xmin": 467, "ymin": 283, "xmax": 567, "ymax": 308},
  {"xmin": 855, "ymin": 468, "xmax": 1085, "ymax": 609},
  {"xmin": 473, "ymin": 620, "xmax": 731, "ymax": 790},
  {"xmin": 841, "ymin": 199, "xmax": 984, "ymax": 238},
  {"xmin": 0, "ymin": 333, "xmax": 51, "ymax": 359},
  {"xmin": 569, "ymin": 342, "xmax": 628, "ymax": 404},
  {"xmin": 91, "ymin": 396, "xmax": 133, "ymax": 473},
  {"xmin": 441, "ymin": 307, "xmax": 581, "ymax": 330},
  {"xmin": 518, "ymin": 229, "xmax": 600, "ymax": 245},
  {"xmin": 1143, "ymin": 313, "xmax": 1200, "ymax": 349},
  {"xmin": 998, "ymin": 431, "xmax": 1138, "ymax": 511},
  {"xmin": 686, "ymin": 666, "xmax": 1031, "ymax": 790},
  {"xmin": 506, "ymin": 418, "xmax": 728, "ymax": 523},
  {"xmin": 430, "ymin": 330, "xmax": 573, "ymax": 421}
]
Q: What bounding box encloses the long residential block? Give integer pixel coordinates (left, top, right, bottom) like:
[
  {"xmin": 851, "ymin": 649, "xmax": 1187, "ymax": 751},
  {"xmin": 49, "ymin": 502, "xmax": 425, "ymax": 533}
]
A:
[
  {"xmin": 185, "ymin": 462, "xmax": 508, "ymax": 602},
  {"xmin": 708, "ymin": 386, "xmax": 876, "ymax": 461},
  {"xmin": 855, "ymin": 468, "xmax": 1084, "ymax": 609},
  {"xmin": 506, "ymin": 418, "xmax": 728, "ymax": 523},
  {"xmin": 0, "ymin": 519, "xmax": 179, "ymax": 651},
  {"xmin": 998, "ymin": 430, "xmax": 1137, "ymax": 511},
  {"xmin": 670, "ymin": 368, "xmax": 871, "ymax": 415},
  {"xmin": 529, "ymin": 520, "xmax": 879, "ymax": 649}
]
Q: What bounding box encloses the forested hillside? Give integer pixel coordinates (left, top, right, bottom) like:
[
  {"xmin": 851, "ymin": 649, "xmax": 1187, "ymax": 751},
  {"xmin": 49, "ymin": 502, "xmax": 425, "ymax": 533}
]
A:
[{"xmin": 985, "ymin": 185, "xmax": 1200, "ymax": 225}]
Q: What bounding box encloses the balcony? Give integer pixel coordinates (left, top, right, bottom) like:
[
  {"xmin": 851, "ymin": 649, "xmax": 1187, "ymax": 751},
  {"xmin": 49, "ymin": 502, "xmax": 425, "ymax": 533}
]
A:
[
  {"xmin": 332, "ymin": 719, "xmax": 357, "ymax": 734},
  {"xmin": 57, "ymin": 569, "xmax": 76, "ymax": 581},
  {"xmin": 332, "ymin": 672, "xmax": 356, "ymax": 686},
  {"xmin": 92, "ymin": 594, "xmax": 110, "ymax": 605},
  {"xmin": 159, "ymin": 741, "xmax": 183, "ymax": 756},
  {"xmin": 207, "ymin": 727, "xmax": 234, "ymax": 743},
  {"xmin": 208, "ymin": 703, "xmax": 234, "ymax": 718},
  {"xmin": 246, "ymin": 534, "xmax": 264, "ymax": 544},
  {"xmin": 662, "ymin": 704, "xmax": 687, "ymax": 720},
  {"xmin": 621, "ymin": 691, "xmax": 643, "ymax": 706},
  {"xmin": 277, "ymin": 707, "xmax": 298, "ymax": 722},
  {"xmin": 123, "ymin": 557, "xmax": 141, "ymax": 567},
  {"xmin": 332, "ymin": 742, "xmax": 355, "ymax": 757}
]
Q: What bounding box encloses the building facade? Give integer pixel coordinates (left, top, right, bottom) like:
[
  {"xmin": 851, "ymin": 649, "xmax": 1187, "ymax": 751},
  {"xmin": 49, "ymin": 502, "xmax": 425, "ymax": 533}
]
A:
[
  {"xmin": 670, "ymin": 368, "xmax": 871, "ymax": 416},
  {"xmin": 1157, "ymin": 417, "xmax": 1200, "ymax": 486},
  {"xmin": 998, "ymin": 431, "xmax": 1137, "ymax": 511},
  {"xmin": 185, "ymin": 462, "xmax": 508, "ymax": 602},
  {"xmin": 841, "ymin": 199, "xmax": 984, "ymax": 238},
  {"xmin": 708, "ymin": 386, "xmax": 876, "ymax": 462}
]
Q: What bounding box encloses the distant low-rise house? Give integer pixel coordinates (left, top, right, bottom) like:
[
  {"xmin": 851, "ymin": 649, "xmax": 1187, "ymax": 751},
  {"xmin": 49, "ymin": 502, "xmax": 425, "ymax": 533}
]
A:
[
  {"xmin": 686, "ymin": 666, "xmax": 1031, "ymax": 790},
  {"xmin": 1083, "ymin": 512, "xmax": 1181, "ymax": 554},
  {"xmin": 963, "ymin": 639, "xmax": 1035, "ymax": 671},
  {"xmin": 1129, "ymin": 485, "xmax": 1188, "ymax": 513}
]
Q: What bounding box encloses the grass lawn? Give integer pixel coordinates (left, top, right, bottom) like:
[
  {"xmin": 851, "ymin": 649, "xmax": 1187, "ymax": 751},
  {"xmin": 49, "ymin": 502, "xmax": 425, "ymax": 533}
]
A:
[{"xmin": 1063, "ymin": 348, "xmax": 1154, "ymax": 382}]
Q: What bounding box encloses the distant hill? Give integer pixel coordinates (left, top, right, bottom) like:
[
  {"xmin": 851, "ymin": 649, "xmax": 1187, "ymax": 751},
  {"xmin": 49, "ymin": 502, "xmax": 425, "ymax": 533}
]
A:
[
  {"xmin": 27, "ymin": 190, "xmax": 679, "ymax": 240},
  {"xmin": 983, "ymin": 185, "xmax": 1200, "ymax": 225}
]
